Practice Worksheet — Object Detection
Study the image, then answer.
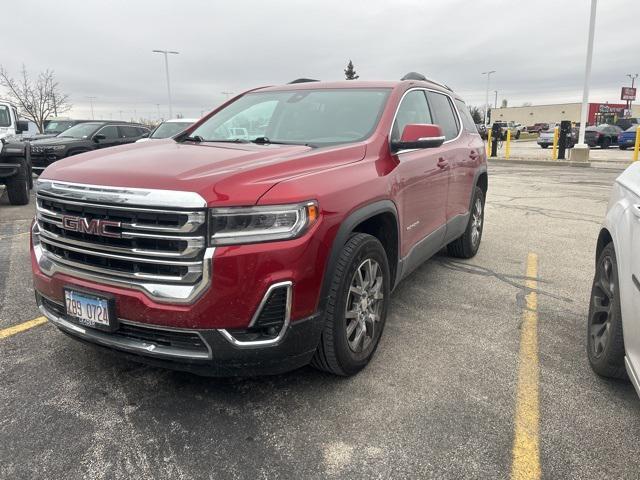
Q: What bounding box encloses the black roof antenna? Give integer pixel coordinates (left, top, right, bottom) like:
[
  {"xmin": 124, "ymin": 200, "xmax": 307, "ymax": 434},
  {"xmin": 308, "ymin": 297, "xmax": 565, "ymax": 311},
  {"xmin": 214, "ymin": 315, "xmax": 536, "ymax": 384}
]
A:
[
  {"xmin": 288, "ymin": 78, "xmax": 320, "ymax": 84},
  {"xmin": 401, "ymin": 72, "xmax": 453, "ymax": 91},
  {"xmin": 401, "ymin": 72, "xmax": 427, "ymax": 81}
]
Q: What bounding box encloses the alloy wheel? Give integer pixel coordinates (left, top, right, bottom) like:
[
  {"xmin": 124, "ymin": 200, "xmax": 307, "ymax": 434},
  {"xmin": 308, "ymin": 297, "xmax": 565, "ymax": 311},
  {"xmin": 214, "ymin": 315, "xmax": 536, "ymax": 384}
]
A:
[
  {"xmin": 590, "ymin": 255, "xmax": 615, "ymax": 358},
  {"xmin": 345, "ymin": 258, "xmax": 384, "ymax": 353},
  {"xmin": 471, "ymin": 198, "xmax": 483, "ymax": 248}
]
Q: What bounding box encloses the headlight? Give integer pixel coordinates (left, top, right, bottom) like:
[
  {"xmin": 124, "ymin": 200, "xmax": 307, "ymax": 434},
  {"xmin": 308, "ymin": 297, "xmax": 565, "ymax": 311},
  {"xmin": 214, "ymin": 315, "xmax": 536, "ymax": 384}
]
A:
[{"xmin": 209, "ymin": 201, "xmax": 318, "ymax": 245}]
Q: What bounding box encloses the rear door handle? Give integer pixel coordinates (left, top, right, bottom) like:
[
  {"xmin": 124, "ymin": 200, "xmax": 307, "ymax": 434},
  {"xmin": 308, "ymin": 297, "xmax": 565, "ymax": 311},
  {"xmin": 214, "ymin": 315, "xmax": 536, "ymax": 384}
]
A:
[{"xmin": 437, "ymin": 157, "xmax": 449, "ymax": 169}]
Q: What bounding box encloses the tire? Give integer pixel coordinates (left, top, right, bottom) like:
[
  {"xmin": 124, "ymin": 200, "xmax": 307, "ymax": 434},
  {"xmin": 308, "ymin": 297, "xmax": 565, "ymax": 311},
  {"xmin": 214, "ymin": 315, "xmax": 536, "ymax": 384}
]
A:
[
  {"xmin": 447, "ymin": 186, "xmax": 485, "ymax": 259},
  {"xmin": 5, "ymin": 161, "xmax": 30, "ymax": 206},
  {"xmin": 311, "ymin": 233, "xmax": 390, "ymax": 376},
  {"xmin": 587, "ymin": 242, "xmax": 627, "ymax": 379},
  {"xmin": 515, "ymin": 131, "xmax": 521, "ymax": 140},
  {"xmin": 601, "ymin": 138, "xmax": 611, "ymax": 149},
  {"xmin": 541, "ymin": 145, "xmax": 548, "ymax": 149},
  {"xmin": 620, "ymin": 146, "xmax": 628, "ymax": 151}
]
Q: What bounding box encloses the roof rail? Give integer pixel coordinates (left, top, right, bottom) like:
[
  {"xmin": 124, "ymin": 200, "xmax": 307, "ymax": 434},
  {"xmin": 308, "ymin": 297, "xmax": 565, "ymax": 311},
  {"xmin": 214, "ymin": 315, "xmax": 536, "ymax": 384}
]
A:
[
  {"xmin": 288, "ymin": 78, "xmax": 319, "ymax": 84},
  {"xmin": 400, "ymin": 72, "xmax": 452, "ymax": 92}
]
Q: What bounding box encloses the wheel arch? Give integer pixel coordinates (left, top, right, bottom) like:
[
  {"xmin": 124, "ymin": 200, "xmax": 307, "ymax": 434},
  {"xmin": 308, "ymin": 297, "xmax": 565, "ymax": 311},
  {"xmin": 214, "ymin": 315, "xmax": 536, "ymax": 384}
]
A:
[{"xmin": 318, "ymin": 200, "xmax": 400, "ymax": 312}]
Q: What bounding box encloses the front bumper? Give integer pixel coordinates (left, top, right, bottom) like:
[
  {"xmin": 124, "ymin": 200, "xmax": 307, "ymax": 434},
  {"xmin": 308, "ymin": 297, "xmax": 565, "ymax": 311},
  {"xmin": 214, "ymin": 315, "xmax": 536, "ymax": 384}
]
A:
[{"xmin": 36, "ymin": 291, "xmax": 324, "ymax": 376}]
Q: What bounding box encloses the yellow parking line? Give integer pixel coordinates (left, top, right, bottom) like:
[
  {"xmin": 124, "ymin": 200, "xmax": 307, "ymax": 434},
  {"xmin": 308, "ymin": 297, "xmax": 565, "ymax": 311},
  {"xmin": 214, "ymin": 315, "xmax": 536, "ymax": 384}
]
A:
[
  {"xmin": 511, "ymin": 252, "xmax": 541, "ymax": 480},
  {"xmin": 0, "ymin": 316, "xmax": 48, "ymax": 339}
]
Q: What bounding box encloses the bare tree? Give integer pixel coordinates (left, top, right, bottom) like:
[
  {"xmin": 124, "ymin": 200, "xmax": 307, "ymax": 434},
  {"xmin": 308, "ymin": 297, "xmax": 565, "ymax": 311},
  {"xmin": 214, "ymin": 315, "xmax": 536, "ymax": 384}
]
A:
[{"xmin": 0, "ymin": 65, "xmax": 71, "ymax": 132}]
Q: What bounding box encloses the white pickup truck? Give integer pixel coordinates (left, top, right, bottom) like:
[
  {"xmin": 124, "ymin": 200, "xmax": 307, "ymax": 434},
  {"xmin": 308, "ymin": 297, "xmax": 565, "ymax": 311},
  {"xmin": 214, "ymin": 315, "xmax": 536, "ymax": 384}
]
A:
[{"xmin": 0, "ymin": 102, "xmax": 33, "ymax": 205}]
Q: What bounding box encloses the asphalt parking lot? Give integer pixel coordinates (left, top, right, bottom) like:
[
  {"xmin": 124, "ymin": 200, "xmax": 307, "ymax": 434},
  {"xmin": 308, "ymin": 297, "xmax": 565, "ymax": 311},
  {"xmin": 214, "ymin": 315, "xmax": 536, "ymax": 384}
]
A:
[{"xmin": 2, "ymin": 164, "xmax": 640, "ymax": 479}]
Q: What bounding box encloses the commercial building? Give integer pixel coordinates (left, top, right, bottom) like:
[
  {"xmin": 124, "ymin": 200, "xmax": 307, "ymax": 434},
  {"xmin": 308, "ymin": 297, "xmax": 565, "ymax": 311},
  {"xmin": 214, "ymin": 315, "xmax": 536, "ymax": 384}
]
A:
[{"xmin": 491, "ymin": 102, "xmax": 640, "ymax": 127}]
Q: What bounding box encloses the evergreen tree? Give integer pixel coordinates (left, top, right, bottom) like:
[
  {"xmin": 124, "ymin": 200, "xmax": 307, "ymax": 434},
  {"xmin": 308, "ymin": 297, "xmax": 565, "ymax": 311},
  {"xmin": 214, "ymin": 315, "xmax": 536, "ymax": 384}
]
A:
[{"xmin": 344, "ymin": 60, "xmax": 359, "ymax": 80}]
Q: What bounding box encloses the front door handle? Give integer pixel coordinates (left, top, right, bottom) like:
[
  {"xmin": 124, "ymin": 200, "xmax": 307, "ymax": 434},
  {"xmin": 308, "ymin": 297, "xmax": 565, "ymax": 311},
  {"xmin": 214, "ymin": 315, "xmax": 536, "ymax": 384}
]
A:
[{"xmin": 437, "ymin": 157, "xmax": 449, "ymax": 169}]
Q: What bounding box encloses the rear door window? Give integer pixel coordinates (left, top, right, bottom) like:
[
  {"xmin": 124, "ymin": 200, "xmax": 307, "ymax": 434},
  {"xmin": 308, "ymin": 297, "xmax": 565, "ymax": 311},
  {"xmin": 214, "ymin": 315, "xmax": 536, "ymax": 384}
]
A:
[
  {"xmin": 427, "ymin": 92, "xmax": 460, "ymax": 140},
  {"xmin": 120, "ymin": 126, "xmax": 143, "ymax": 138},
  {"xmin": 391, "ymin": 90, "xmax": 432, "ymax": 143}
]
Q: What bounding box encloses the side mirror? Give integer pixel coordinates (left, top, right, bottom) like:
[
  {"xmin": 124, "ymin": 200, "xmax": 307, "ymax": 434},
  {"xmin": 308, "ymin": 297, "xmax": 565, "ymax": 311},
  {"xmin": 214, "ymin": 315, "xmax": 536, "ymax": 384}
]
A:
[
  {"xmin": 93, "ymin": 133, "xmax": 106, "ymax": 142},
  {"xmin": 391, "ymin": 124, "xmax": 445, "ymax": 152},
  {"xmin": 16, "ymin": 120, "xmax": 29, "ymax": 134}
]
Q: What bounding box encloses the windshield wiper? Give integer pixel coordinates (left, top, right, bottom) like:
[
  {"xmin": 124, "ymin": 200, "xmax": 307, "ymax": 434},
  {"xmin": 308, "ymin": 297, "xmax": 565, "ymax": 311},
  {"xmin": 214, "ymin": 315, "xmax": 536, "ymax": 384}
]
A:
[{"xmin": 250, "ymin": 137, "xmax": 313, "ymax": 147}]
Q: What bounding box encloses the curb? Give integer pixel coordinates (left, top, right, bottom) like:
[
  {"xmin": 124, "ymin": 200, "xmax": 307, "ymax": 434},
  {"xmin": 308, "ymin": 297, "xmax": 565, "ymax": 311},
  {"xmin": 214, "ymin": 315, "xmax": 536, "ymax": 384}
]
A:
[{"xmin": 488, "ymin": 158, "xmax": 591, "ymax": 168}]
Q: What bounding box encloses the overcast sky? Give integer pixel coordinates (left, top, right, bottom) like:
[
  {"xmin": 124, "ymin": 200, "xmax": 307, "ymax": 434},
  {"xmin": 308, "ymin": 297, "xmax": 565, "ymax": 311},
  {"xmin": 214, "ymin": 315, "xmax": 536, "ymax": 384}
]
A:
[{"xmin": 2, "ymin": 0, "xmax": 638, "ymax": 121}]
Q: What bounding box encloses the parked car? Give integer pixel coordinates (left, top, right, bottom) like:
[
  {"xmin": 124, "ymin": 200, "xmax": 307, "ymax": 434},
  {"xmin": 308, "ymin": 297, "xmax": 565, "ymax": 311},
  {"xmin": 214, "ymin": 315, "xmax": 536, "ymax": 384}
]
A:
[
  {"xmin": 615, "ymin": 117, "xmax": 639, "ymax": 131},
  {"xmin": 525, "ymin": 123, "xmax": 549, "ymax": 134},
  {"xmin": 584, "ymin": 124, "xmax": 623, "ymax": 149},
  {"xmin": 136, "ymin": 118, "xmax": 198, "ymax": 142},
  {"xmin": 30, "ymin": 121, "xmax": 150, "ymax": 173},
  {"xmin": 31, "ymin": 74, "xmax": 487, "ymax": 377},
  {"xmin": 24, "ymin": 119, "xmax": 93, "ymax": 141},
  {"xmin": 0, "ymin": 102, "xmax": 30, "ymax": 141},
  {"xmin": 618, "ymin": 125, "xmax": 639, "ymax": 150},
  {"xmin": 537, "ymin": 125, "xmax": 578, "ymax": 149},
  {"xmin": 587, "ymin": 161, "xmax": 640, "ymax": 398},
  {"xmin": 0, "ymin": 138, "xmax": 32, "ymax": 205},
  {"xmin": 476, "ymin": 123, "xmax": 487, "ymax": 140},
  {"xmin": 493, "ymin": 121, "xmax": 521, "ymax": 140}
]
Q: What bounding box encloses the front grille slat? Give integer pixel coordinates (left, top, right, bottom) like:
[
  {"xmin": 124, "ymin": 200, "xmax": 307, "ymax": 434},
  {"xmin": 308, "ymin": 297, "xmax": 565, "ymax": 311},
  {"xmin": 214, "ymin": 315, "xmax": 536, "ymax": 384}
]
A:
[{"xmin": 36, "ymin": 190, "xmax": 207, "ymax": 285}]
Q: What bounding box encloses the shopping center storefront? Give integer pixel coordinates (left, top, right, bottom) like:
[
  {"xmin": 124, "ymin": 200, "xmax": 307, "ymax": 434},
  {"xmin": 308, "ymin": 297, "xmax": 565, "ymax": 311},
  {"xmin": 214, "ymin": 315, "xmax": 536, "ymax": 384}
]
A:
[{"xmin": 491, "ymin": 102, "xmax": 640, "ymax": 126}]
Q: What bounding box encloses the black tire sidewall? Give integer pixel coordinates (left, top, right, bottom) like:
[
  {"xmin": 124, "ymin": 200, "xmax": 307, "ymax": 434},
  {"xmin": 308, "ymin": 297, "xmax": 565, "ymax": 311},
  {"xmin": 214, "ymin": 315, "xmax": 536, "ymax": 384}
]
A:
[
  {"xmin": 587, "ymin": 243, "xmax": 625, "ymax": 374},
  {"xmin": 331, "ymin": 235, "xmax": 390, "ymax": 374}
]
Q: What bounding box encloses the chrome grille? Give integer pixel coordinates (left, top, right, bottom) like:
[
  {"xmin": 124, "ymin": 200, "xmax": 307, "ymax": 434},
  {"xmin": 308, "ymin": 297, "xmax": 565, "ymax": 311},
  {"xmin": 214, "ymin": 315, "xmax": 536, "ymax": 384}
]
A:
[{"xmin": 35, "ymin": 180, "xmax": 208, "ymax": 287}]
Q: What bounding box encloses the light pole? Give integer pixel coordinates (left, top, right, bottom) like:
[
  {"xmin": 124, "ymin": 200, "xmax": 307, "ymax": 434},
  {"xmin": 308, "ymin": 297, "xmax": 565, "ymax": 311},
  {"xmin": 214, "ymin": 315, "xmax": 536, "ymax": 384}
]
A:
[
  {"xmin": 86, "ymin": 96, "xmax": 96, "ymax": 120},
  {"xmin": 577, "ymin": 0, "xmax": 598, "ymax": 148},
  {"xmin": 152, "ymin": 49, "xmax": 179, "ymax": 119},
  {"xmin": 482, "ymin": 71, "xmax": 495, "ymax": 125},
  {"xmin": 494, "ymin": 90, "xmax": 498, "ymax": 109},
  {"xmin": 626, "ymin": 73, "xmax": 638, "ymax": 112},
  {"xmin": 156, "ymin": 103, "xmax": 161, "ymax": 120}
]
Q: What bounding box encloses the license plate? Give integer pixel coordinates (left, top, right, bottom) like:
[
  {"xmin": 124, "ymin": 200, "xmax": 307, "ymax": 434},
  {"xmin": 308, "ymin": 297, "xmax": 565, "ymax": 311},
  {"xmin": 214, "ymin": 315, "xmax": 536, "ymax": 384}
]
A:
[{"xmin": 64, "ymin": 289, "xmax": 115, "ymax": 331}]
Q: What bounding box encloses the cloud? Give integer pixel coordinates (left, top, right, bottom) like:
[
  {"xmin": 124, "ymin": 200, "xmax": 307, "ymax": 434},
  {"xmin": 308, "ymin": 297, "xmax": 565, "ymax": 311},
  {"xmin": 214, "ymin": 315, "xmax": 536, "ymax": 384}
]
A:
[{"xmin": 1, "ymin": 0, "xmax": 637, "ymax": 120}]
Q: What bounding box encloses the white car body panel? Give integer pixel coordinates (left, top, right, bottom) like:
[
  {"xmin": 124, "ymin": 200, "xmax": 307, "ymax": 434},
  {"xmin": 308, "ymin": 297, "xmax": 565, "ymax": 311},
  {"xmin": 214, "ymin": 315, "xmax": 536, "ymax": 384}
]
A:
[
  {"xmin": 136, "ymin": 118, "xmax": 198, "ymax": 143},
  {"xmin": 603, "ymin": 162, "xmax": 640, "ymax": 397}
]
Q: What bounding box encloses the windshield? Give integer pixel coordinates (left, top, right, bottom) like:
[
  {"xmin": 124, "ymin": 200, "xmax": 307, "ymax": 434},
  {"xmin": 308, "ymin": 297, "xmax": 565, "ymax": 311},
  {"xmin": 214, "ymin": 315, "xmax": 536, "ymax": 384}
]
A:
[
  {"xmin": 189, "ymin": 88, "xmax": 391, "ymax": 146},
  {"xmin": 151, "ymin": 121, "xmax": 193, "ymax": 139},
  {"xmin": 0, "ymin": 106, "xmax": 10, "ymax": 127},
  {"xmin": 58, "ymin": 122, "xmax": 102, "ymax": 139},
  {"xmin": 45, "ymin": 121, "xmax": 76, "ymax": 133}
]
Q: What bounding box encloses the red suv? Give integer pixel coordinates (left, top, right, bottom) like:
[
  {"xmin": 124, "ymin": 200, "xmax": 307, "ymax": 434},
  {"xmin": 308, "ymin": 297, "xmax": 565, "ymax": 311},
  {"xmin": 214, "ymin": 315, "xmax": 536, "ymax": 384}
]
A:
[{"xmin": 31, "ymin": 74, "xmax": 487, "ymax": 376}]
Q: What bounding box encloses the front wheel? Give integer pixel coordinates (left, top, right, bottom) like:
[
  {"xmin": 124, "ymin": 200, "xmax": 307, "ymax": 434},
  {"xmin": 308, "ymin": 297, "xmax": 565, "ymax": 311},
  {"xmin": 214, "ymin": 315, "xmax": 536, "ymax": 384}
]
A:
[
  {"xmin": 587, "ymin": 242, "xmax": 626, "ymax": 379},
  {"xmin": 447, "ymin": 186, "xmax": 485, "ymax": 259},
  {"xmin": 5, "ymin": 162, "xmax": 30, "ymax": 205},
  {"xmin": 311, "ymin": 233, "xmax": 390, "ymax": 376},
  {"xmin": 601, "ymin": 138, "xmax": 611, "ymax": 149}
]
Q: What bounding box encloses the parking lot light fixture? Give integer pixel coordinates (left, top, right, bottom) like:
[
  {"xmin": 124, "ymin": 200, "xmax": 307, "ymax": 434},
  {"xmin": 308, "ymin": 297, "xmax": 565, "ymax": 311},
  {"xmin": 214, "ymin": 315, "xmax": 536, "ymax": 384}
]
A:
[
  {"xmin": 152, "ymin": 49, "xmax": 179, "ymax": 119},
  {"xmin": 482, "ymin": 71, "xmax": 496, "ymax": 125}
]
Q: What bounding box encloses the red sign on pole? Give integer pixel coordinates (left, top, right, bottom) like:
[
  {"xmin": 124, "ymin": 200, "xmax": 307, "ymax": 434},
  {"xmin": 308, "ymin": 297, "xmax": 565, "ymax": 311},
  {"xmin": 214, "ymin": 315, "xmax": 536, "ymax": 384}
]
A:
[{"xmin": 621, "ymin": 87, "xmax": 637, "ymax": 101}]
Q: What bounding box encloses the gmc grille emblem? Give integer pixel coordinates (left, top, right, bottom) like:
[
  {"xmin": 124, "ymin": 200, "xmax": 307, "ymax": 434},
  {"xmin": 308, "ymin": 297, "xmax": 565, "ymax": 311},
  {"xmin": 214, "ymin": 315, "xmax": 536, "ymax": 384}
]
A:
[{"xmin": 61, "ymin": 215, "xmax": 122, "ymax": 238}]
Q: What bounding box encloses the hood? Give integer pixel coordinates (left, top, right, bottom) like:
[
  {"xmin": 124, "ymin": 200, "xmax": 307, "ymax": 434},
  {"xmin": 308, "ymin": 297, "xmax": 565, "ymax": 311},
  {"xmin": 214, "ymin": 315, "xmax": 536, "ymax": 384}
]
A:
[
  {"xmin": 40, "ymin": 139, "xmax": 367, "ymax": 206},
  {"xmin": 31, "ymin": 136, "xmax": 84, "ymax": 146},
  {"xmin": 617, "ymin": 162, "xmax": 640, "ymax": 196}
]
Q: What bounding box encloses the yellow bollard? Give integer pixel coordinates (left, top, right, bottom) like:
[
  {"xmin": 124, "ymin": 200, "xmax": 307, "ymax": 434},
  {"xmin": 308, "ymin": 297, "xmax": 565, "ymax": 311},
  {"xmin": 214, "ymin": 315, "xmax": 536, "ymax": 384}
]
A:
[
  {"xmin": 552, "ymin": 127, "xmax": 559, "ymax": 160},
  {"xmin": 634, "ymin": 125, "xmax": 640, "ymax": 162},
  {"xmin": 506, "ymin": 129, "xmax": 511, "ymax": 159},
  {"xmin": 487, "ymin": 130, "xmax": 492, "ymax": 156}
]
